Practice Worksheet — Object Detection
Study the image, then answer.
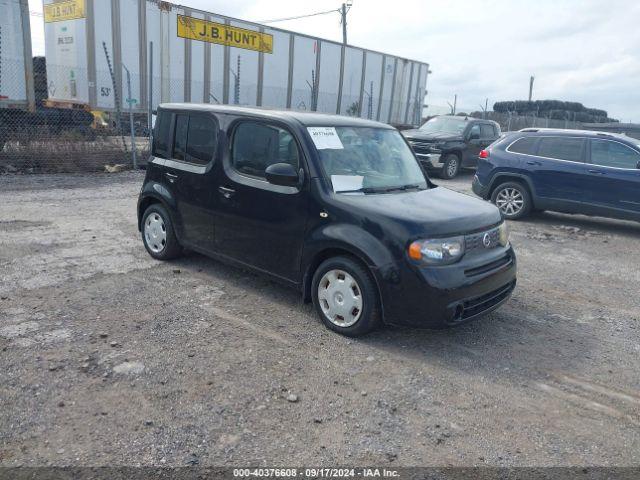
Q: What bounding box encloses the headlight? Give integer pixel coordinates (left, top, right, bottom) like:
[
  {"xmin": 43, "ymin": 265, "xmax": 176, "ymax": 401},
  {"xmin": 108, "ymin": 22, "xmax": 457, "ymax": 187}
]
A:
[
  {"xmin": 408, "ymin": 236, "xmax": 465, "ymax": 265},
  {"xmin": 498, "ymin": 222, "xmax": 510, "ymax": 246}
]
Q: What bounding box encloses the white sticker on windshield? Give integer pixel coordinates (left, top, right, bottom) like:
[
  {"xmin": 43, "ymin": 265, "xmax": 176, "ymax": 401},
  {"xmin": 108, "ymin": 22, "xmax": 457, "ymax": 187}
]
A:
[
  {"xmin": 307, "ymin": 127, "xmax": 344, "ymax": 150},
  {"xmin": 331, "ymin": 175, "xmax": 363, "ymax": 193}
]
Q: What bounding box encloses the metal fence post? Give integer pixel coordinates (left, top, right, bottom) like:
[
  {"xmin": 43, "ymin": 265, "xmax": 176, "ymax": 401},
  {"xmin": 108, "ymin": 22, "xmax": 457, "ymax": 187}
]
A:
[
  {"xmin": 122, "ymin": 64, "xmax": 137, "ymax": 170},
  {"xmin": 148, "ymin": 41, "xmax": 154, "ymax": 156}
]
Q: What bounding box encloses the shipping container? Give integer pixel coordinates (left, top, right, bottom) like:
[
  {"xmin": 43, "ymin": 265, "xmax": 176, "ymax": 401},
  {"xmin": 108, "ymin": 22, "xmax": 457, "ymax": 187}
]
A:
[
  {"xmin": 43, "ymin": 0, "xmax": 429, "ymax": 126},
  {"xmin": 0, "ymin": 0, "xmax": 35, "ymax": 110}
]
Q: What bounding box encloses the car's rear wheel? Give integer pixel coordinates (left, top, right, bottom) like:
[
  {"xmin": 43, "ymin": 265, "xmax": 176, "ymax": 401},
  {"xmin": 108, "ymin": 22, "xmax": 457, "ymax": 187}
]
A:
[
  {"xmin": 440, "ymin": 154, "xmax": 460, "ymax": 179},
  {"xmin": 311, "ymin": 256, "xmax": 381, "ymax": 337},
  {"xmin": 142, "ymin": 204, "xmax": 182, "ymax": 260},
  {"xmin": 491, "ymin": 181, "xmax": 532, "ymax": 220}
]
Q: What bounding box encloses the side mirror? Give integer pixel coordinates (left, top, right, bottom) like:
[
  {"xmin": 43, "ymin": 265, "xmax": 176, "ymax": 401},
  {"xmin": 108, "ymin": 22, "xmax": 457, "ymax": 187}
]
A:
[
  {"xmin": 469, "ymin": 132, "xmax": 480, "ymax": 141},
  {"xmin": 265, "ymin": 163, "xmax": 299, "ymax": 187}
]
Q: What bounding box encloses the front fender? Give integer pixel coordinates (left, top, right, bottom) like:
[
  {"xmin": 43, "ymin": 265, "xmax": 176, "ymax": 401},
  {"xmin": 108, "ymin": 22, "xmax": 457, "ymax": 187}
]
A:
[
  {"xmin": 304, "ymin": 223, "xmax": 396, "ymax": 269},
  {"xmin": 301, "ymin": 223, "xmax": 402, "ymax": 308},
  {"xmin": 441, "ymin": 144, "xmax": 465, "ymax": 158}
]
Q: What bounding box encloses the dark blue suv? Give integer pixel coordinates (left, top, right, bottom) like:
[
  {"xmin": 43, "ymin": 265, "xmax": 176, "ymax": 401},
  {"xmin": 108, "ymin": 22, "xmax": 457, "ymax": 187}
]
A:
[{"xmin": 472, "ymin": 129, "xmax": 640, "ymax": 221}]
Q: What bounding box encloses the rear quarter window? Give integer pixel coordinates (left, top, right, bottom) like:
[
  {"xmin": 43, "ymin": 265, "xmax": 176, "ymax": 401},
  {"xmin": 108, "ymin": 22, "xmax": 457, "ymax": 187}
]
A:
[
  {"xmin": 152, "ymin": 111, "xmax": 172, "ymax": 159},
  {"xmin": 507, "ymin": 136, "xmax": 537, "ymax": 155},
  {"xmin": 480, "ymin": 124, "xmax": 496, "ymax": 138}
]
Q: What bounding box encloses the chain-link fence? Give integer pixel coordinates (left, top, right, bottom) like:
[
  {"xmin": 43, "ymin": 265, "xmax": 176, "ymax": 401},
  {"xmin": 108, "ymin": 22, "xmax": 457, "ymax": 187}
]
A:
[
  {"xmin": 477, "ymin": 111, "xmax": 583, "ymax": 132},
  {"xmin": 1, "ymin": 59, "xmax": 417, "ymax": 174},
  {"xmin": 0, "ymin": 59, "xmax": 151, "ymax": 174},
  {"xmin": 423, "ymin": 106, "xmax": 586, "ymax": 133}
]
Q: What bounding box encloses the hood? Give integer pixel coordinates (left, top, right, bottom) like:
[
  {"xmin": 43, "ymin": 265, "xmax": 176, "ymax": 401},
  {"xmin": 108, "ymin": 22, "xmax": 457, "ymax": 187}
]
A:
[
  {"xmin": 334, "ymin": 186, "xmax": 502, "ymax": 239},
  {"xmin": 402, "ymin": 129, "xmax": 462, "ymax": 142}
]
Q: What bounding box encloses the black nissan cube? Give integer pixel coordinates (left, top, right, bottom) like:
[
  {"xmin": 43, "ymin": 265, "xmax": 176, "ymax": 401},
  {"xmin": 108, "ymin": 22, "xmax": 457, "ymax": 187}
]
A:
[{"xmin": 138, "ymin": 104, "xmax": 517, "ymax": 336}]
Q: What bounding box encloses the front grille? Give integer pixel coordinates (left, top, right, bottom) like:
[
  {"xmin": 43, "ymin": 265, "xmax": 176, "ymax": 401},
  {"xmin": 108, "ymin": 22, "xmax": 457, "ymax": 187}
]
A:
[
  {"xmin": 408, "ymin": 140, "xmax": 439, "ymax": 154},
  {"xmin": 465, "ymin": 227, "xmax": 500, "ymax": 252},
  {"xmin": 461, "ymin": 281, "xmax": 516, "ymax": 320},
  {"xmin": 464, "ymin": 254, "xmax": 512, "ymax": 277}
]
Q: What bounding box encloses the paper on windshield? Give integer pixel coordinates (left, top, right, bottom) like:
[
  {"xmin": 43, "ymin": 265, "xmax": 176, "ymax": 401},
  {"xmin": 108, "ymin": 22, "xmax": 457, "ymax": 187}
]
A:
[
  {"xmin": 331, "ymin": 175, "xmax": 363, "ymax": 193},
  {"xmin": 307, "ymin": 127, "xmax": 344, "ymax": 150}
]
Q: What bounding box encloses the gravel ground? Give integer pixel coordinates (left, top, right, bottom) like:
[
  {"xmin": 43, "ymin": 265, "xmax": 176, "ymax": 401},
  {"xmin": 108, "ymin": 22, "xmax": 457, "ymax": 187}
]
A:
[{"xmin": 0, "ymin": 170, "xmax": 639, "ymax": 467}]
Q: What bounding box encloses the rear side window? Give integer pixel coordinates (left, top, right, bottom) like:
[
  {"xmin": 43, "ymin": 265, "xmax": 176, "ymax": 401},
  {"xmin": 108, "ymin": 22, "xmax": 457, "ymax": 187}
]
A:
[
  {"xmin": 537, "ymin": 137, "xmax": 584, "ymax": 162},
  {"xmin": 468, "ymin": 124, "xmax": 481, "ymax": 138},
  {"xmin": 171, "ymin": 114, "xmax": 217, "ymax": 165},
  {"xmin": 186, "ymin": 116, "xmax": 217, "ymax": 164},
  {"xmin": 231, "ymin": 122, "xmax": 300, "ymax": 178},
  {"xmin": 507, "ymin": 136, "xmax": 537, "ymax": 155},
  {"xmin": 480, "ymin": 124, "xmax": 496, "ymax": 138},
  {"xmin": 591, "ymin": 140, "xmax": 640, "ymax": 169},
  {"xmin": 152, "ymin": 111, "xmax": 171, "ymax": 158},
  {"xmin": 173, "ymin": 114, "xmax": 189, "ymax": 161}
]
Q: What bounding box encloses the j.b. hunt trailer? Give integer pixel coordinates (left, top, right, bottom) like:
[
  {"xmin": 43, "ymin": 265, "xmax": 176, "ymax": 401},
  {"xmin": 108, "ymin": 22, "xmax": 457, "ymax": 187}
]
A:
[{"xmin": 43, "ymin": 0, "xmax": 429, "ymax": 126}]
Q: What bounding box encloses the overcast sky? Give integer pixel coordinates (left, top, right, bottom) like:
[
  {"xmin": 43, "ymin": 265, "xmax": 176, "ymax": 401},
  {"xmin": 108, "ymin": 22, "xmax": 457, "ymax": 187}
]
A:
[{"xmin": 29, "ymin": 0, "xmax": 640, "ymax": 122}]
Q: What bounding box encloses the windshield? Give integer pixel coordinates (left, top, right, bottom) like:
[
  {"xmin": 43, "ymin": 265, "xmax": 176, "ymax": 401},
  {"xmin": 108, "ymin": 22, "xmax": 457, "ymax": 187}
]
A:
[
  {"xmin": 312, "ymin": 127, "xmax": 428, "ymax": 194},
  {"xmin": 419, "ymin": 117, "xmax": 467, "ymax": 135}
]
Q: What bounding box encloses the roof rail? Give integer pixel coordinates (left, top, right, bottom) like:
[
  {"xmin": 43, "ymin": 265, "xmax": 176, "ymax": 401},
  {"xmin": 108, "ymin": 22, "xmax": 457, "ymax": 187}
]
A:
[{"xmin": 519, "ymin": 128, "xmax": 539, "ymax": 132}]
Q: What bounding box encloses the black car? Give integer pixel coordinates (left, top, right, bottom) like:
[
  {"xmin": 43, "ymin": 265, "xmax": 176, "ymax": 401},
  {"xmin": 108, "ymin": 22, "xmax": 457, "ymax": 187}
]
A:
[
  {"xmin": 138, "ymin": 104, "xmax": 516, "ymax": 336},
  {"xmin": 402, "ymin": 116, "xmax": 501, "ymax": 179},
  {"xmin": 472, "ymin": 128, "xmax": 640, "ymax": 221}
]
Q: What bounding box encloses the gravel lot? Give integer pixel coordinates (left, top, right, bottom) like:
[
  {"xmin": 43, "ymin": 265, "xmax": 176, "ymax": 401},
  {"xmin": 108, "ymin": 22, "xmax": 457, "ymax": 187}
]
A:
[{"xmin": 1, "ymin": 170, "xmax": 639, "ymax": 467}]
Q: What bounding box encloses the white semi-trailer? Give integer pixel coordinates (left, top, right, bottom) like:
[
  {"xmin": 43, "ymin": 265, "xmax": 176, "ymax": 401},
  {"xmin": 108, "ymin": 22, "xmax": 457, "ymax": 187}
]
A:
[
  {"xmin": 0, "ymin": 0, "xmax": 35, "ymax": 110},
  {"xmin": 43, "ymin": 0, "xmax": 429, "ymax": 126}
]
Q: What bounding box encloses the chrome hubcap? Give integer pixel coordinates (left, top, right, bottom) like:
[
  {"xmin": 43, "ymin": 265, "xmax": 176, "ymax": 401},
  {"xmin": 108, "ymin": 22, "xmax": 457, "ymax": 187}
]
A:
[
  {"xmin": 317, "ymin": 270, "xmax": 363, "ymax": 327},
  {"xmin": 144, "ymin": 213, "xmax": 167, "ymax": 253},
  {"xmin": 496, "ymin": 188, "xmax": 524, "ymax": 216}
]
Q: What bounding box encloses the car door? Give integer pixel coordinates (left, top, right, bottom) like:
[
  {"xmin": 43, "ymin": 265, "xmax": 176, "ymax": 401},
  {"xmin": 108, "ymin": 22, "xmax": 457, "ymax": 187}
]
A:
[
  {"xmin": 212, "ymin": 119, "xmax": 309, "ymax": 282},
  {"xmin": 586, "ymin": 138, "xmax": 640, "ymax": 214},
  {"xmin": 464, "ymin": 124, "xmax": 482, "ymax": 165},
  {"xmin": 162, "ymin": 112, "xmax": 218, "ymax": 250},
  {"xmin": 468, "ymin": 123, "xmax": 498, "ymax": 167},
  {"xmin": 527, "ymin": 136, "xmax": 591, "ymax": 210}
]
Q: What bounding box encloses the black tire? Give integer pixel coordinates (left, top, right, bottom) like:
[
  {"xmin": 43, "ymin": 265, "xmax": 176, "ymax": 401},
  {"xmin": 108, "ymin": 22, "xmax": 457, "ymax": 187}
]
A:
[
  {"xmin": 141, "ymin": 204, "xmax": 182, "ymax": 260},
  {"xmin": 440, "ymin": 153, "xmax": 460, "ymax": 179},
  {"xmin": 490, "ymin": 181, "xmax": 532, "ymax": 220},
  {"xmin": 311, "ymin": 256, "xmax": 381, "ymax": 337}
]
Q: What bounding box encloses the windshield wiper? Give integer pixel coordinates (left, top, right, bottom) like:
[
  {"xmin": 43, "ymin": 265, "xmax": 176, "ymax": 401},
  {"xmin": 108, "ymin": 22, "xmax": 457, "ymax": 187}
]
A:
[
  {"xmin": 335, "ymin": 186, "xmax": 389, "ymax": 194},
  {"xmin": 378, "ymin": 184, "xmax": 424, "ymax": 192},
  {"xmin": 336, "ymin": 184, "xmax": 424, "ymax": 194}
]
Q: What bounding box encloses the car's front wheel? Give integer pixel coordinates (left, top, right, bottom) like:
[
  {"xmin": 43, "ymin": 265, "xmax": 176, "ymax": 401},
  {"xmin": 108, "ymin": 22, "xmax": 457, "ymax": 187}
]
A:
[
  {"xmin": 491, "ymin": 181, "xmax": 532, "ymax": 220},
  {"xmin": 141, "ymin": 204, "xmax": 182, "ymax": 260},
  {"xmin": 311, "ymin": 256, "xmax": 381, "ymax": 337},
  {"xmin": 440, "ymin": 153, "xmax": 460, "ymax": 179}
]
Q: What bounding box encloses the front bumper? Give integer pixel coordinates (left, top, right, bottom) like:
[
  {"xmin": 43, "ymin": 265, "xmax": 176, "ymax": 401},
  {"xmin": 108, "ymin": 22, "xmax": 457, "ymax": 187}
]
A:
[
  {"xmin": 415, "ymin": 152, "xmax": 443, "ymax": 169},
  {"xmin": 376, "ymin": 245, "xmax": 517, "ymax": 328},
  {"xmin": 472, "ymin": 175, "xmax": 489, "ymax": 199}
]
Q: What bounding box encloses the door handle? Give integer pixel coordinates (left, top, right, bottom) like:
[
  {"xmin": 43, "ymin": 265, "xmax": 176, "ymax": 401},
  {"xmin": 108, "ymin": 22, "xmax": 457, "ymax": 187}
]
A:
[
  {"xmin": 164, "ymin": 172, "xmax": 178, "ymax": 183},
  {"xmin": 588, "ymin": 169, "xmax": 606, "ymax": 175},
  {"xmin": 526, "ymin": 160, "xmax": 542, "ymax": 166},
  {"xmin": 218, "ymin": 186, "xmax": 236, "ymax": 199}
]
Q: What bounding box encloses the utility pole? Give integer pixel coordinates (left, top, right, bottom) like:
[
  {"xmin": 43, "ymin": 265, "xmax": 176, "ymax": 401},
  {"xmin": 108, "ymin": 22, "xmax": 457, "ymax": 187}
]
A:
[
  {"xmin": 528, "ymin": 76, "xmax": 535, "ymax": 102},
  {"xmin": 479, "ymin": 98, "xmax": 489, "ymax": 119},
  {"xmin": 447, "ymin": 94, "xmax": 457, "ymax": 115},
  {"xmin": 341, "ymin": 3, "xmax": 348, "ymax": 45}
]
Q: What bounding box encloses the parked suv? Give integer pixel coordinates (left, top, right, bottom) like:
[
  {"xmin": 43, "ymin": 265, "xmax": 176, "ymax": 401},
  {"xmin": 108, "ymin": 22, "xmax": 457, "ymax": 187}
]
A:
[
  {"xmin": 138, "ymin": 104, "xmax": 516, "ymax": 336},
  {"xmin": 402, "ymin": 116, "xmax": 501, "ymax": 179},
  {"xmin": 472, "ymin": 128, "xmax": 640, "ymax": 221}
]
